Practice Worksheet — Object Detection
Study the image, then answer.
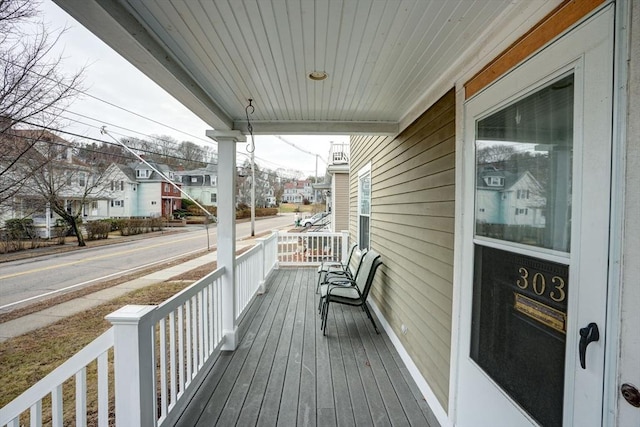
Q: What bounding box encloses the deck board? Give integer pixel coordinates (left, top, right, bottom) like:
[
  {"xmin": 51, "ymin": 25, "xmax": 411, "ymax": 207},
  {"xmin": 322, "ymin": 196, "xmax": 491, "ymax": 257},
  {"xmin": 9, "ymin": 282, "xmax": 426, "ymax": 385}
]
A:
[{"xmin": 175, "ymin": 268, "xmax": 438, "ymax": 427}]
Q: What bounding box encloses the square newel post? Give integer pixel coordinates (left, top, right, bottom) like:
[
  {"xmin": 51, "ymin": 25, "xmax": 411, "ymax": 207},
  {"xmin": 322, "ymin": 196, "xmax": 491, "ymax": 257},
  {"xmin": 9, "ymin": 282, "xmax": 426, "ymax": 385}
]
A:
[
  {"xmin": 106, "ymin": 304, "xmax": 157, "ymax": 427},
  {"xmin": 340, "ymin": 231, "xmax": 349, "ymax": 263},
  {"xmin": 206, "ymin": 129, "xmax": 245, "ymax": 351},
  {"xmin": 256, "ymin": 237, "xmax": 266, "ymax": 294}
]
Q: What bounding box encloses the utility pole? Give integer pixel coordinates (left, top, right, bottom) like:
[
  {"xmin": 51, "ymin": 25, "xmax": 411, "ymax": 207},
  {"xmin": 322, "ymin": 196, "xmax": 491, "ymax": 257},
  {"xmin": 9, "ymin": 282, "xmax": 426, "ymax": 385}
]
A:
[{"xmin": 250, "ymin": 150, "xmax": 256, "ymax": 236}]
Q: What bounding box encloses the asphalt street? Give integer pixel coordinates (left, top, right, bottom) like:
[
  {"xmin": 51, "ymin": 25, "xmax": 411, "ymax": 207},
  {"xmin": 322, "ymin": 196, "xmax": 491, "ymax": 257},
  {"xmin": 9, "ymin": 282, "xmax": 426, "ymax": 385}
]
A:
[{"xmin": 0, "ymin": 214, "xmax": 293, "ymax": 312}]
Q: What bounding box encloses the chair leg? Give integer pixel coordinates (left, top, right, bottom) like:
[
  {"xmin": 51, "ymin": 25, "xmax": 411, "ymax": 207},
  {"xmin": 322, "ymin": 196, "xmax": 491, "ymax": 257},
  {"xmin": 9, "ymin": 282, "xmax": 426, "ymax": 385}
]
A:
[
  {"xmin": 322, "ymin": 299, "xmax": 330, "ymax": 335},
  {"xmin": 319, "ymin": 296, "xmax": 327, "ymax": 329},
  {"xmin": 362, "ymin": 304, "xmax": 379, "ymax": 334}
]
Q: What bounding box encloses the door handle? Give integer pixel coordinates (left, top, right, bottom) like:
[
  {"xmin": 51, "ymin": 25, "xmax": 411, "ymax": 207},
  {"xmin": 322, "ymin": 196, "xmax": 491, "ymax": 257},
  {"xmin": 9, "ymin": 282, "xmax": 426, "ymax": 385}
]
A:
[{"xmin": 579, "ymin": 322, "xmax": 599, "ymax": 369}]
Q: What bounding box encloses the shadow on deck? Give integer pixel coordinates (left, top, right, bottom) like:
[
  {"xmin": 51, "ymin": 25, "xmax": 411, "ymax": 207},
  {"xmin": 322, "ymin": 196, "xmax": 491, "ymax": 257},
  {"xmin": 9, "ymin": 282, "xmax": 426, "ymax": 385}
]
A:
[{"xmin": 175, "ymin": 268, "xmax": 439, "ymax": 426}]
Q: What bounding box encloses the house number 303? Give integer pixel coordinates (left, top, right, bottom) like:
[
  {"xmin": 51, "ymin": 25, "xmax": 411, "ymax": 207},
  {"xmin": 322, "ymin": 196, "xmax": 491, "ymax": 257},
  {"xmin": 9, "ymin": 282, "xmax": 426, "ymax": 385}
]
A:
[{"xmin": 516, "ymin": 267, "xmax": 566, "ymax": 302}]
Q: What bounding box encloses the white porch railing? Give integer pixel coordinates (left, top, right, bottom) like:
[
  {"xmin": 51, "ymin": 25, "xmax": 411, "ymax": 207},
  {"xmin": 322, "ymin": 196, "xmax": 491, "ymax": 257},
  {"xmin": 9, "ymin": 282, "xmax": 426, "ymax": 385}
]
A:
[
  {"xmin": 0, "ymin": 230, "xmax": 345, "ymax": 427},
  {"xmin": 277, "ymin": 230, "xmax": 349, "ymax": 266}
]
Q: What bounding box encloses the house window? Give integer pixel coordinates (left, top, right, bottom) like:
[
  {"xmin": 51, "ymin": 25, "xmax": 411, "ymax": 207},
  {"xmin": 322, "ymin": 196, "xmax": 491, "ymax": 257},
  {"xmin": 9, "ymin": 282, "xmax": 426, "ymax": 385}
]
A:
[
  {"xmin": 164, "ymin": 184, "xmax": 170, "ymax": 192},
  {"xmin": 111, "ymin": 181, "xmax": 115, "ymax": 191},
  {"xmin": 78, "ymin": 173, "xmax": 86, "ymax": 187},
  {"xmin": 120, "ymin": 181, "xmax": 124, "ymax": 191},
  {"xmin": 358, "ymin": 163, "xmax": 371, "ymax": 250},
  {"xmin": 211, "ymin": 176, "xmax": 217, "ymax": 186},
  {"xmin": 136, "ymin": 169, "xmax": 150, "ymax": 178},
  {"xmin": 517, "ymin": 189, "xmax": 530, "ymax": 199},
  {"xmin": 211, "ymin": 194, "xmax": 217, "ymax": 203},
  {"xmin": 486, "ymin": 176, "xmax": 504, "ymax": 186},
  {"xmin": 191, "ymin": 177, "xmax": 198, "ymax": 183},
  {"xmin": 66, "ymin": 173, "xmax": 72, "ymax": 186}
]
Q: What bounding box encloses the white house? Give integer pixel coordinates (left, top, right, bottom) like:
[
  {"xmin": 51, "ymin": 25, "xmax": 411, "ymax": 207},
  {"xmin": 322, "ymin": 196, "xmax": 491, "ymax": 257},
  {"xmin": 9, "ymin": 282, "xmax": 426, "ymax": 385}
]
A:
[{"xmin": 174, "ymin": 165, "xmax": 218, "ymax": 206}]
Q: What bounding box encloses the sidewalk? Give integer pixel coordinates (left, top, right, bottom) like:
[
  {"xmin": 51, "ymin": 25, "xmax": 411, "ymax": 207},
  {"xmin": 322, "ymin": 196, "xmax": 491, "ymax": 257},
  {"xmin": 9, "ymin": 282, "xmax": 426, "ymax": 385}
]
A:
[{"xmin": 0, "ymin": 238, "xmax": 258, "ymax": 343}]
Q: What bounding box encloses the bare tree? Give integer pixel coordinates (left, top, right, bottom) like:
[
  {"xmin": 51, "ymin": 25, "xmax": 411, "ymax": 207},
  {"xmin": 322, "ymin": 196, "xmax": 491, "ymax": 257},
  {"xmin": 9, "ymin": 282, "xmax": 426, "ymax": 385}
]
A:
[
  {"xmin": 1, "ymin": 0, "xmax": 84, "ymax": 213},
  {"xmin": 14, "ymin": 131, "xmax": 114, "ymax": 246},
  {"xmin": 1, "ymin": 0, "xmax": 83, "ymax": 132},
  {"xmin": 177, "ymin": 140, "xmax": 206, "ymax": 169}
]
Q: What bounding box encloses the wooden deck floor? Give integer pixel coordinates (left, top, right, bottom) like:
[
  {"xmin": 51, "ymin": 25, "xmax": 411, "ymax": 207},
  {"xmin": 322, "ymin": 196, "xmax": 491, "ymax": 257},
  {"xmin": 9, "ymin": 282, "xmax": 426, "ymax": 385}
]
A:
[{"xmin": 175, "ymin": 268, "xmax": 439, "ymax": 427}]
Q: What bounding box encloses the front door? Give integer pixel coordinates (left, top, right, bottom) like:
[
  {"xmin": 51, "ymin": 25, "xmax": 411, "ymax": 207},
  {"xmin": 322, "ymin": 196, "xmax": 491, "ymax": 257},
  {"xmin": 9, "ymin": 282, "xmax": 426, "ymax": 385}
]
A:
[{"xmin": 457, "ymin": 5, "xmax": 613, "ymax": 426}]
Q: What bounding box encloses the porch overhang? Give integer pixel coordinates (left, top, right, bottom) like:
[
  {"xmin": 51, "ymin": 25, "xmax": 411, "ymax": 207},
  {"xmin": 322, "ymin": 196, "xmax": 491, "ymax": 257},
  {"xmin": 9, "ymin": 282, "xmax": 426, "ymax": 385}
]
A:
[{"xmin": 51, "ymin": 0, "xmax": 530, "ymax": 137}]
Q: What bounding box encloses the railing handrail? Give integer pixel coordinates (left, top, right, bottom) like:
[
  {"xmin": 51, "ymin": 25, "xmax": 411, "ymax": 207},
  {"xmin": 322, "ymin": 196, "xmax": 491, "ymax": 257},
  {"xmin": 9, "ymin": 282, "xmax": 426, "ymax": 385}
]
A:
[
  {"xmin": 235, "ymin": 243, "xmax": 262, "ymax": 264},
  {"xmin": 0, "ymin": 328, "xmax": 114, "ymax": 425},
  {"xmin": 152, "ymin": 266, "xmax": 225, "ymax": 321}
]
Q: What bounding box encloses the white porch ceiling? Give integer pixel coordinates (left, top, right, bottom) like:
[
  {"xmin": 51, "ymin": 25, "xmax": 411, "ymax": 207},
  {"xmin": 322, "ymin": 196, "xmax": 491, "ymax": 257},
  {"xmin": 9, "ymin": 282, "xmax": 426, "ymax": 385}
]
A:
[{"xmin": 53, "ymin": 0, "xmax": 515, "ymax": 135}]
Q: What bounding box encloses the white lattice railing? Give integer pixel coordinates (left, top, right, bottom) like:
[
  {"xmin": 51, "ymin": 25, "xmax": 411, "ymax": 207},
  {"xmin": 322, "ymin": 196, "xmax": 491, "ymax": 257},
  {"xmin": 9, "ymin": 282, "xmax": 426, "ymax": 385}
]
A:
[{"xmin": 0, "ymin": 230, "xmax": 338, "ymax": 426}]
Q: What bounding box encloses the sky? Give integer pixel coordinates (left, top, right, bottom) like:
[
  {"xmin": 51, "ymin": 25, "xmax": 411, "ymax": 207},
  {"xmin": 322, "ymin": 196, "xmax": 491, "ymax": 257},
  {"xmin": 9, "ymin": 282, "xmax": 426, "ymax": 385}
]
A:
[{"xmin": 37, "ymin": 0, "xmax": 348, "ymax": 177}]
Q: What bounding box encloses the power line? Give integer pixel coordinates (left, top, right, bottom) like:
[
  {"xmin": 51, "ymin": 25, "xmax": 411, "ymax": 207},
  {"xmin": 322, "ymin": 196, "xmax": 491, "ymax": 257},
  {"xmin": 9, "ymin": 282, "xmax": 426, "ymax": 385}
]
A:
[
  {"xmin": 0, "ymin": 55, "xmax": 214, "ymax": 145},
  {"xmin": 8, "ymin": 122, "xmax": 296, "ymax": 181},
  {"xmin": 274, "ymin": 135, "xmax": 327, "ymax": 164},
  {"xmin": 12, "ymin": 98, "xmax": 301, "ymax": 173},
  {"xmin": 14, "ymin": 121, "xmax": 210, "ymax": 166}
]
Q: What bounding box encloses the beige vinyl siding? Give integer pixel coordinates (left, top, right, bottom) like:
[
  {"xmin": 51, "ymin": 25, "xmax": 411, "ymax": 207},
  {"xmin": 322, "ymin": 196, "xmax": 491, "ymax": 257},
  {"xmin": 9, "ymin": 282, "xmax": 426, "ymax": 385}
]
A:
[
  {"xmin": 350, "ymin": 89, "xmax": 455, "ymax": 410},
  {"xmin": 332, "ymin": 172, "xmax": 349, "ymax": 232}
]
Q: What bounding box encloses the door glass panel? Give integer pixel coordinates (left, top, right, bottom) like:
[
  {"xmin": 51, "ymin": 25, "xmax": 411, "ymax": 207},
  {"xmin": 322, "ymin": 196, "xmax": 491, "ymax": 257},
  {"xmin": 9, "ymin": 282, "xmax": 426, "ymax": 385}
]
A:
[
  {"xmin": 471, "ymin": 246, "xmax": 569, "ymax": 426},
  {"xmin": 471, "ymin": 74, "xmax": 575, "ymax": 427},
  {"xmin": 475, "ymin": 74, "xmax": 574, "ymax": 253}
]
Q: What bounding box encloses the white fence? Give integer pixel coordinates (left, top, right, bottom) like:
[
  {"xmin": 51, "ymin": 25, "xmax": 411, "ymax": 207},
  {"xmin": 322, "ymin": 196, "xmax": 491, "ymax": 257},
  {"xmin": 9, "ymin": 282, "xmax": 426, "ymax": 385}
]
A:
[{"xmin": 0, "ymin": 230, "xmax": 345, "ymax": 426}]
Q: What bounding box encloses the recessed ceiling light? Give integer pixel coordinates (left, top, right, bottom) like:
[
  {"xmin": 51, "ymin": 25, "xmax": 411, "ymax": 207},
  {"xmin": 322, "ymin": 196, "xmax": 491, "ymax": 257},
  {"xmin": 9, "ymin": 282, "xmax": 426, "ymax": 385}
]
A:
[{"xmin": 308, "ymin": 71, "xmax": 328, "ymax": 81}]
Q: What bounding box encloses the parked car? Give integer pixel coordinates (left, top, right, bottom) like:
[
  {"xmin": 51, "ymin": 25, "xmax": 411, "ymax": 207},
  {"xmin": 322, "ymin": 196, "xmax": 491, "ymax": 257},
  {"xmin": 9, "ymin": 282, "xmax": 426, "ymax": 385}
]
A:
[{"xmin": 302, "ymin": 212, "xmax": 329, "ymax": 228}]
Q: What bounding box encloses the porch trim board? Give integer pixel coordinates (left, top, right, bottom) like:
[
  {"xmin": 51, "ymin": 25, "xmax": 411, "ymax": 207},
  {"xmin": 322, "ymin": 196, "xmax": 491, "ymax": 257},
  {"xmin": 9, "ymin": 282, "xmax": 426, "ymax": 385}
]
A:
[{"xmin": 464, "ymin": 0, "xmax": 607, "ymax": 99}]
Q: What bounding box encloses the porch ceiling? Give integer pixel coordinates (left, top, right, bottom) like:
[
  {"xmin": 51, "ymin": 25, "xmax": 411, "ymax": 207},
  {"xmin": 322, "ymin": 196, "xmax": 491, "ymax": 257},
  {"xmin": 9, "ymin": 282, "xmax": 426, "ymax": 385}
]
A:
[{"xmin": 53, "ymin": 0, "xmax": 512, "ymax": 135}]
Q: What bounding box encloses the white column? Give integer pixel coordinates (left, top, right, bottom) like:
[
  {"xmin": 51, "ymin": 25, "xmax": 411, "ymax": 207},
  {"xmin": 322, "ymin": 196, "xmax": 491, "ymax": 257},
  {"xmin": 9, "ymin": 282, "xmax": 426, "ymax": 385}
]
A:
[
  {"xmin": 206, "ymin": 130, "xmax": 245, "ymax": 351},
  {"xmin": 256, "ymin": 238, "xmax": 266, "ymax": 294},
  {"xmin": 340, "ymin": 230, "xmax": 350, "ymax": 263},
  {"xmin": 106, "ymin": 305, "xmax": 157, "ymax": 427}
]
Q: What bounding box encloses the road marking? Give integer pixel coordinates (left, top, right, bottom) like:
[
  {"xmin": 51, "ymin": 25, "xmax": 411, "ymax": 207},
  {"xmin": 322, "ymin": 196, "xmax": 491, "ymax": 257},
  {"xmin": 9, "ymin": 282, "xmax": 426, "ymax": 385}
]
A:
[
  {"xmin": 0, "ymin": 248, "xmax": 207, "ymax": 311},
  {"xmin": 0, "ymin": 233, "xmax": 209, "ymax": 281}
]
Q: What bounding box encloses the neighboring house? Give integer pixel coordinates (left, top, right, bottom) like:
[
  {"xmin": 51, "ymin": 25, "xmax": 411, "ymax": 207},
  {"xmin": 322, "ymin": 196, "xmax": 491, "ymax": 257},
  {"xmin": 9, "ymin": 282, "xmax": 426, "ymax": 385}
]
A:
[
  {"xmin": 99, "ymin": 163, "xmax": 139, "ymax": 217},
  {"xmin": 0, "ymin": 128, "xmax": 110, "ymax": 237},
  {"xmin": 97, "ymin": 161, "xmax": 182, "ymax": 218},
  {"xmin": 282, "ymin": 180, "xmax": 314, "ymax": 203},
  {"xmin": 315, "ymin": 142, "xmax": 350, "ymax": 232},
  {"xmin": 132, "ymin": 161, "xmax": 182, "ymax": 218},
  {"xmin": 174, "ymin": 164, "xmax": 218, "ymax": 206},
  {"xmin": 49, "ymin": 1, "xmax": 640, "ymax": 426},
  {"xmin": 476, "ymin": 166, "xmax": 546, "ymax": 228}
]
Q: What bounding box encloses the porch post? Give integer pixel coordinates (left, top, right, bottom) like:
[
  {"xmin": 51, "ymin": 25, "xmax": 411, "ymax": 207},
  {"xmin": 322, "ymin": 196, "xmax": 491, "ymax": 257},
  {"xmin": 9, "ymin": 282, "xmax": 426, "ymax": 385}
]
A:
[
  {"xmin": 340, "ymin": 230, "xmax": 349, "ymax": 263},
  {"xmin": 106, "ymin": 304, "xmax": 156, "ymax": 427},
  {"xmin": 206, "ymin": 130, "xmax": 245, "ymax": 351},
  {"xmin": 256, "ymin": 237, "xmax": 266, "ymax": 294}
]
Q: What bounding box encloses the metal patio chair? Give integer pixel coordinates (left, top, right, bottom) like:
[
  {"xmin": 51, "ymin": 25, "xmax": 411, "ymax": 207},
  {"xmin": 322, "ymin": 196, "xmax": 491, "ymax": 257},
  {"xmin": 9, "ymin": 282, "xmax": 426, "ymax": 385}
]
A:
[
  {"xmin": 319, "ymin": 250, "xmax": 383, "ymax": 336},
  {"xmin": 316, "ymin": 242, "xmax": 359, "ymax": 294}
]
